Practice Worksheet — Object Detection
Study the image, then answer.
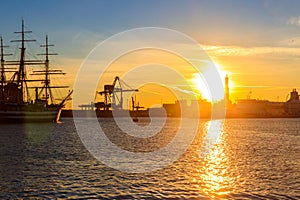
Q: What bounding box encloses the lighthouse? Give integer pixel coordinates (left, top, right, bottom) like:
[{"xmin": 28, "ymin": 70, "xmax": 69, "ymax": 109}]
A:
[{"xmin": 225, "ymin": 75, "xmax": 231, "ymax": 106}]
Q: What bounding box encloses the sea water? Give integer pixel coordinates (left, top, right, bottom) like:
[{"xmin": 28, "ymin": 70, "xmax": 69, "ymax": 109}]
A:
[{"xmin": 0, "ymin": 118, "xmax": 299, "ymax": 199}]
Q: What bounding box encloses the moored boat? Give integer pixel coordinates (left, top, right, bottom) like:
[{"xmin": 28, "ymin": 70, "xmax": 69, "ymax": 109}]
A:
[{"xmin": 0, "ymin": 19, "xmax": 72, "ymax": 123}]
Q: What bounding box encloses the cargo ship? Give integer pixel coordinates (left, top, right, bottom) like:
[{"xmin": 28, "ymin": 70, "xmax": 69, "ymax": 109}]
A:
[{"xmin": 0, "ymin": 19, "xmax": 72, "ymax": 123}]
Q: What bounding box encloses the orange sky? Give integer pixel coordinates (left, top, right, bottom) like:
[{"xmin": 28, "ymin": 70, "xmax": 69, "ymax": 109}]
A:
[
  {"xmin": 61, "ymin": 41, "xmax": 300, "ymax": 109},
  {"xmin": 205, "ymin": 45, "xmax": 300, "ymax": 103}
]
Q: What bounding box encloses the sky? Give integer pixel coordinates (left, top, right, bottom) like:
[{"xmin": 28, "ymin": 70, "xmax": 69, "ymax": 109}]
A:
[{"xmin": 1, "ymin": 0, "xmax": 300, "ymax": 108}]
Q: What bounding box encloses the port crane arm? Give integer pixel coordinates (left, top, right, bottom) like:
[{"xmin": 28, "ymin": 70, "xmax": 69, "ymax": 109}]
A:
[{"xmin": 96, "ymin": 76, "xmax": 138, "ymax": 110}]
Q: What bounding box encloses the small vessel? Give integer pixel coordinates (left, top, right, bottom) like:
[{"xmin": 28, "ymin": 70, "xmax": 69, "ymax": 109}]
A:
[
  {"xmin": 0, "ymin": 19, "xmax": 72, "ymax": 123},
  {"xmin": 132, "ymin": 116, "xmax": 139, "ymax": 122}
]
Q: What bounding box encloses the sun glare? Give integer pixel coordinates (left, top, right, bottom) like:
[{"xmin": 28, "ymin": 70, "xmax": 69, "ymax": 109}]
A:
[
  {"xmin": 191, "ymin": 62, "xmax": 231, "ymax": 102},
  {"xmin": 191, "ymin": 73, "xmax": 211, "ymax": 101}
]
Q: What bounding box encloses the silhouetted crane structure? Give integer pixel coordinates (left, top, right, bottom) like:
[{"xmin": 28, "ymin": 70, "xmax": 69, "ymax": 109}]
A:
[
  {"xmin": 131, "ymin": 96, "xmax": 144, "ymax": 111},
  {"xmin": 96, "ymin": 76, "xmax": 138, "ymax": 111}
]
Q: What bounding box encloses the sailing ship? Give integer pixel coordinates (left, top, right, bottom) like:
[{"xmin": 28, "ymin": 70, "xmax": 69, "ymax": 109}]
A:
[{"xmin": 0, "ymin": 19, "xmax": 72, "ymax": 123}]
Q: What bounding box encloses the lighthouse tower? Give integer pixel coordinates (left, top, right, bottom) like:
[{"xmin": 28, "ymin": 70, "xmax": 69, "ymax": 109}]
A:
[{"xmin": 225, "ymin": 75, "xmax": 231, "ymax": 106}]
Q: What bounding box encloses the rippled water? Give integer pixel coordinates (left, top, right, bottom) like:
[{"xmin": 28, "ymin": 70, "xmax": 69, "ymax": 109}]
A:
[{"xmin": 0, "ymin": 118, "xmax": 299, "ymax": 199}]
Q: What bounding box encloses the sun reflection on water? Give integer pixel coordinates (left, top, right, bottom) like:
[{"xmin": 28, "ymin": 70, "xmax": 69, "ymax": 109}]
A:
[{"xmin": 197, "ymin": 120, "xmax": 235, "ymax": 198}]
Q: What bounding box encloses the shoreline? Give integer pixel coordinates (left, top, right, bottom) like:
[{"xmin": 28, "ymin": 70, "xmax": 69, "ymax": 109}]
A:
[{"xmin": 61, "ymin": 109, "xmax": 300, "ymax": 119}]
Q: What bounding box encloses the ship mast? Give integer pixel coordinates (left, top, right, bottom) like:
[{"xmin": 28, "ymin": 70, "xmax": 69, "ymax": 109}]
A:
[
  {"xmin": 0, "ymin": 36, "xmax": 12, "ymax": 103},
  {"xmin": 0, "ymin": 19, "xmax": 71, "ymax": 108},
  {"xmin": 0, "ymin": 36, "xmax": 6, "ymax": 101},
  {"xmin": 37, "ymin": 34, "xmax": 59, "ymax": 104},
  {"xmin": 1, "ymin": 37, "xmax": 5, "ymax": 88},
  {"xmin": 11, "ymin": 18, "xmax": 36, "ymax": 103},
  {"xmin": 45, "ymin": 35, "xmax": 50, "ymax": 103}
]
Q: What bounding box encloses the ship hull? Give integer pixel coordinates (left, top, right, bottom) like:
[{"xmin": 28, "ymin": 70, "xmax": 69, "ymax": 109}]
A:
[{"xmin": 0, "ymin": 110, "xmax": 61, "ymax": 123}]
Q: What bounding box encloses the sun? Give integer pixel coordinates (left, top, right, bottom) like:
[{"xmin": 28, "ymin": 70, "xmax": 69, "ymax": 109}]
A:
[
  {"xmin": 190, "ymin": 62, "xmax": 232, "ymax": 102},
  {"xmin": 191, "ymin": 73, "xmax": 212, "ymax": 101}
]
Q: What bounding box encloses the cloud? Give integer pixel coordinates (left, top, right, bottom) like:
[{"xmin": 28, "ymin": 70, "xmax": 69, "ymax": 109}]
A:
[
  {"xmin": 287, "ymin": 16, "xmax": 300, "ymax": 27},
  {"xmin": 202, "ymin": 45, "xmax": 300, "ymax": 57}
]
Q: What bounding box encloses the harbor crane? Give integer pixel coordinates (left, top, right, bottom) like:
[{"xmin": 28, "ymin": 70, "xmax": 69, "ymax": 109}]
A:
[
  {"xmin": 131, "ymin": 96, "xmax": 144, "ymax": 111},
  {"xmin": 96, "ymin": 76, "xmax": 138, "ymax": 111}
]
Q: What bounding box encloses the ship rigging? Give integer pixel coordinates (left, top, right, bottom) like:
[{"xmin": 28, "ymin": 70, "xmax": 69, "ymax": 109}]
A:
[{"xmin": 0, "ymin": 19, "xmax": 72, "ymax": 122}]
